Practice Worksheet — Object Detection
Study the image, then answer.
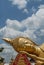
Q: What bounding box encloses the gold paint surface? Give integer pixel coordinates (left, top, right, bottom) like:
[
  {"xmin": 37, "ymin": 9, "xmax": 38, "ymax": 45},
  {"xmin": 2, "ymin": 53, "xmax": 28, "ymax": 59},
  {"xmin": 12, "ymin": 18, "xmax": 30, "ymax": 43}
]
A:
[{"xmin": 3, "ymin": 37, "xmax": 44, "ymax": 65}]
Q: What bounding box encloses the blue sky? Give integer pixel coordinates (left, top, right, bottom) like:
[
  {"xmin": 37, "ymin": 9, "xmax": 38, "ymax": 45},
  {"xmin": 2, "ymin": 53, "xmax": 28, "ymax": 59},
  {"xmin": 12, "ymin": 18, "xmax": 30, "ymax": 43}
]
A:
[
  {"xmin": 0, "ymin": 0, "xmax": 44, "ymax": 43},
  {"xmin": 0, "ymin": 0, "xmax": 44, "ymax": 27},
  {"xmin": 0, "ymin": 0, "xmax": 44, "ymax": 63}
]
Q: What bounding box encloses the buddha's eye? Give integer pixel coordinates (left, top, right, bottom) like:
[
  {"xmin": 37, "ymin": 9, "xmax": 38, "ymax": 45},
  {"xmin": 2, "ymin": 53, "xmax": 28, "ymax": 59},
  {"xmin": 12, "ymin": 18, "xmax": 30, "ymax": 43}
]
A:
[{"xmin": 25, "ymin": 41, "xmax": 28, "ymax": 44}]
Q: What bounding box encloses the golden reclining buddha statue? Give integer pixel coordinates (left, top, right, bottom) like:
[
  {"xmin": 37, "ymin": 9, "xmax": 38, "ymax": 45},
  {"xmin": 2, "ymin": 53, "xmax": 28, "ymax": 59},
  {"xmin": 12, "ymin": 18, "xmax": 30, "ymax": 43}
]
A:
[{"xmin": 2, "ymin": 37, "xmax": 44, "ymax": 65}]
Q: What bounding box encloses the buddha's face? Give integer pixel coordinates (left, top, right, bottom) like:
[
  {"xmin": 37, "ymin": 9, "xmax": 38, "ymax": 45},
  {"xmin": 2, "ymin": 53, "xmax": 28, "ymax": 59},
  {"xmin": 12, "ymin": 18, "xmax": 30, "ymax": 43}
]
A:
[
  {"xmin": 2, "ymin": 37, "xmax": 36, "ymax": 53},
  {"xmin": 18, "ymin": 38, "xmax": 36, "ymax": 53},
  {"xmin": 19, "ymin": 38, "xmax": 34, "ymax": 45}
]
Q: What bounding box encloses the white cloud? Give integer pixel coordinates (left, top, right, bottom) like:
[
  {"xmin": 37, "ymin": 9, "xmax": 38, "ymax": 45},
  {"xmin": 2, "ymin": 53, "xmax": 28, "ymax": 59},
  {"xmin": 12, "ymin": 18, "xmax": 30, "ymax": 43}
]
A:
[
  {"xmin": 9, "ymin": 0, "xmax": 28, "ymax": 9},
  {"xmin": 36, "ymin": 9, "xmax": 44, "ymax": 18},
  {"xmin": 0, "ymin": 43, "xmax": 14, "ymax": 53},
  {"xmin": 0, "ymin": 43, "xmax": 18, "ymax": 63},
  {"xmin": 32, "ymin": 7, "xmax": 37, "ymax": 14},
  {"xmin": 9, "ymin": 0, "xmax": 42, "ymax": 14},
  {"xmin": 0, "ymin": 7, "xmax": 44, "ymax": 44},
  {"xmin": 0, "ymin": 7, "xmax": 44, "ymax": 64},
  {"xmin": 39, "ymin": 5, "xmax": 44, "ymax": 9},
  {"xmin": 23, "ymin": 9, "xmax": 29, "ymax": 13}
]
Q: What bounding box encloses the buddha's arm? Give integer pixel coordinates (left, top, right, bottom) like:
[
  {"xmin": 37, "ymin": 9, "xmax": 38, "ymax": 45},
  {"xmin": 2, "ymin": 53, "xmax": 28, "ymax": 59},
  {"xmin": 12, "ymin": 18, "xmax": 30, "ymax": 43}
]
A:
[{"xmin": 20, "ymin": 51, "xmax": 44, "ymax": 62}]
